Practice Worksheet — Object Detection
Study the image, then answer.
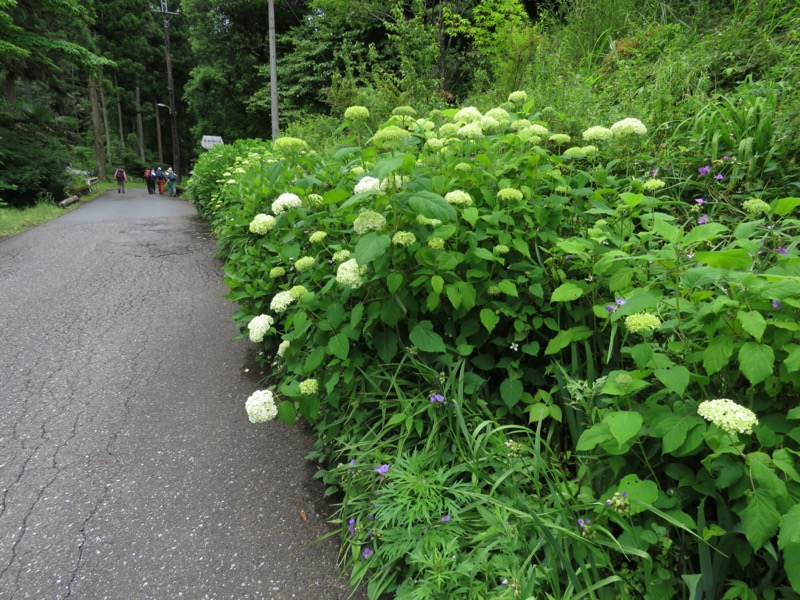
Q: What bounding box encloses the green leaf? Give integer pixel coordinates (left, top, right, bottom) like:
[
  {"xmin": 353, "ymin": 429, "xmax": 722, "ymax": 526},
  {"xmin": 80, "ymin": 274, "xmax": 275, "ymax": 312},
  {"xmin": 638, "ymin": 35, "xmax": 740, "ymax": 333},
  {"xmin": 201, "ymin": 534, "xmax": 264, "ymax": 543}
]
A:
[
  {"xmin": 544, "ymin": 326, "xmax": 592, "ymax": 355},
  {"xmin": 326, "ymin": 302, "xmax": 346, "ymax": 328},
  {"xmin": 737, "ymin": 310, "xmax": 767, "ymax": 341},
  {"xmin": 740, "ymin": 488, "xmax": 780, "ymax": 550},
  {"xmin": 408, "ymin": 191, "xmax": 457, "ymax": 221},
  {"xmin": 738, "ymin": 342, "xmax": 775, "ymax": 384},
  {"xmin": 779, "ymin": 504, "xmax": 800, "ymax": 549},
  {"xmin": 354, "ymin": 232, "xmax": 391, "ymax": 265},
  {"xmin": 387, "ymin": 273, "xmax": 403, "ymax": 294},
  {"xmin": 276, "ymin": 401, "xmax": 297, "ymax": 426},
  {"xmin": 445, "ymin": 284, "xmax": 461, "ymax": 309},
  {"xmin": 498, "ymin": 280, "xmax": 518, "ymax": 297},
  {"xmin": 304, "ymin": 346, "xmax": 326, "ymax": 371},
  {"xmin": 387, "ymin": 413, "xmax": 408, "ymax": 427},
  {"xmin": 550, "ymin": 282, "xmax": 584, "ymax": 302},
  {"xmin": 606, "ymin": 411, "xmax": 643, "ymax": 448},
  {"xmin": 409, "ymin": 321, "xmax": 446, "ymax": 353},
  {"xmin": 500, "ymin": 378, "xmax": 523, "ymax": 408},
  {"xmin": 576, "ymin": 423, "xmax": 612, "ymax": 451},
  {"xmin": 380, "ymin": 299, "xmax": 403, "ymax": 326},
  {"xmin": 327, "ymin": 333, "xmax": 350, "ymax": 360},
  {"xmin": 683, "ymin": 223, "xmax": 729, "ymax": 244},
  {"xmin": 654, "ymin": 366, "xmax": 691, "ymax": 395},
  {"xmin": 479, "ymin": 308, "xmax": 500, "ymax": 333},
  {"xmin": 462, "ymin": 207, "xmax": 479, "ymax": 226},
  {"xmin": 370, "ymin": 155, "xmax": 405, "ymax": 181},
  {"xmin": 771, "ymin": 197, "xmax": 800, "ymax": 216},
  {"xmin": 694, "ymin": 249, "xmax": 752, "ymax": 270},
  {"xmin": 617, "ymin": 474, "xmax": 658, "ymax": 515},
  {"xmin": 431, "ymin": 275, "xmax": 444, "ymax": 294},
  {"xmin": 703, "ymin": 337, "xmax": 733, "ymax": 375}
]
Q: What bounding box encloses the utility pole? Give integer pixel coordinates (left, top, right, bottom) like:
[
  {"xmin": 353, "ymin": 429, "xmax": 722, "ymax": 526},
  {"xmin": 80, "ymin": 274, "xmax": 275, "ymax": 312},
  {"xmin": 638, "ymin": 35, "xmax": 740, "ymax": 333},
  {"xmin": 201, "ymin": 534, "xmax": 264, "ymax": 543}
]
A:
[
  {"xmin": 152, "ymin": 0, "xmax": 181, "ymax": 180},
  {"xmin": 268, "ymin": 0, "xmax": 279, "ymax": 140}
]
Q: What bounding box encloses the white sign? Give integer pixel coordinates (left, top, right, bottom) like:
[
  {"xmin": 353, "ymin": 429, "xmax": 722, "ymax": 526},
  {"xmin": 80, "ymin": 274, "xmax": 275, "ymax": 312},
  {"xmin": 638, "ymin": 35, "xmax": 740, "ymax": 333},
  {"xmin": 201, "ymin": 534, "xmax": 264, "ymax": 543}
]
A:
[{"xmin": 201, "ymin": 135, "xmax": 224, "ymax": 150}]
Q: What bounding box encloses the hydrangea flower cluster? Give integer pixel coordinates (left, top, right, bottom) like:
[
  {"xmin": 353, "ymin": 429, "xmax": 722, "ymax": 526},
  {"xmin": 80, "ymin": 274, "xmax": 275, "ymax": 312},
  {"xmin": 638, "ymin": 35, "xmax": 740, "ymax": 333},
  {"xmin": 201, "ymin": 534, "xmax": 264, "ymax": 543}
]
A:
[
  {"xmin": 582, "ymin": 126, "xmax": 613, "ymax": 142},
  {"xmin": 643, "ymin": 178, "xmax": 666, "ymax": 191},
  {"xmin": 428, "ymin": 237, "xmax": 445, "ymax": 250},
  {"xmin": 245, "ymin": 390, "xmax": 278, "ymax": 423},
  {"xmin": 454, "ymin": 106, "xmax": 482, "ymax": 123},
  {"xmin": 444, "ymin": 190, "xmax": 472, "ymax": 206},
  {"xmin": 549, "ymin": 133, "xmax": 571, "ymax": 145},
  {"xmin": 457, "ymin": 122, "xmax": 484, "ymax": 140},
  {"xmin": 247, "ymin": 314, "xmax": 274, "ymax": 343},
  {"xmin": 697, "ymin": 399, "xmax": 759, "ymax": 434},
  {"xmin": 416, "ymin": 214, "xmax": 441, "ymax": 227},
  {"xmin": 742, "ymin": 198, "xmax": 771, "ymax": 214},
  {"xmin": 610, "ymin": 117, "xmax": 647, "ymax": 136},
  {"xmin": 485, "ymin": 107, "xmax": 510, "ymax": 123},
  {"xmin": 270, "ymin": 290, "xmax": 295, "ymax": 313},
  {"xmin": 249, "ymin": 213, "xmax": 276, "ymax": 234},
  {"xmin": 337, "ymin": 258, "xmax": 365, "ymax": 289},
  {"xmin": 507, "ymin": 90, "xmax": 527, "ymax": 103},
  {"xmin": 272, "ymin": 137, "xmax": 308, "ymax": 153},
  {"xmin": 497, "ymin": 188, "xmax": 524, "ymax": 202},
  {"xmin": 354, "ymin": 176, "xmax": 381, "ymax": 194},
  {"xmin": 624, "ymin": 312, "xmax": 661, "ymax": 334},
  {"xmin": 309, "ymin": 231, "xmax": 327, "ymax": 243},
  {"xmin": 269, "ymin": 266, "xmax": 285, "ymax": 278},
  {"xmin": 271, "ymin": 193, "xmax": 302, "ymax": 214},
  {"xmin": 299, "ymin": 378, "xmax": 319, "ymax": 395},
  {"xmin": 307, "ymin": 193, "xmax": 324, "ymax": 207},
  {"xmin": 289, "ymin": 285, "xmax": 308, "ymax": 299},
  {"xmin": 277, "ymin": 340, "xmax": 290, "ymax": 357},
  {"xmin": 294, "ymin": 256, "xmax": 315, "ymax": 271},
  {"xmin": 392, "ymin": 231, "xmax": 416, "ymax": 246},
  {"xmin": 332, "ymin": 249, "xmax": 351, "ymax": 262},
  {"xmin": 353, "ymin": 210, "xmax": 386, "ymax": 234},
  {"xmin": 493, "ymin": 245, "xmax": 510, "ymax": 255},
  {"xmin": 372, "ymin": 125, "xmax": 411, "ymax": 149},
  {"xmin": 344, "ymin": 105, "xmax": 370, "ymax": 120}
]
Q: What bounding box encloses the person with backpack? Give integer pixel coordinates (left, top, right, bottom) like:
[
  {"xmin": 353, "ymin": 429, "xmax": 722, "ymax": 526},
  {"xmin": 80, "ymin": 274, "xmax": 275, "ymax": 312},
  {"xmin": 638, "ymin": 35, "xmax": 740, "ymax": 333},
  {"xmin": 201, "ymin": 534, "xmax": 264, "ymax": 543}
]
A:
[
  {"xmin": 114, "ymin": 166, "xmax": 127, "ymax": 193},
  {"xmin": 144, "ymin": 167, "xmax": 155, "ymax": 194},
  {"xmin": 166, "ymin": 168, "xmax": 178, "ymax": 197},
  {"xmin": 155, "ymin": 167, "xmax": 166, "ymax": 195}
]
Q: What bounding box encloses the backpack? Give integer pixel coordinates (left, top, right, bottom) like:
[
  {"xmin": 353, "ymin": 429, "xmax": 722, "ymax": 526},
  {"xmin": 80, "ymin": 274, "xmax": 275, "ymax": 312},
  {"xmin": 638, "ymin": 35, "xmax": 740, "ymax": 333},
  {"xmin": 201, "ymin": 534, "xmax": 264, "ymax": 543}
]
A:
[
  {"xmin": 115, "ymin": 168, "xmax": 125, "ymax": 180},
  {"xmin": 144, "ymin": 169, "xmax": 151, "ymax": 178}
]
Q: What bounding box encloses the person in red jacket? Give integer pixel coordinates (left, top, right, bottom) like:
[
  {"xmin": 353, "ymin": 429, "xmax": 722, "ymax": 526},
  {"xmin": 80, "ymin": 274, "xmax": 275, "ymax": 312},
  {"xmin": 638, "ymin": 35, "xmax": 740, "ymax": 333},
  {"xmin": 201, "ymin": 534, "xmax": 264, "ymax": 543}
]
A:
[{"xmin": 155, "ymin": 167, "xmax": 166, "ymax": 194}]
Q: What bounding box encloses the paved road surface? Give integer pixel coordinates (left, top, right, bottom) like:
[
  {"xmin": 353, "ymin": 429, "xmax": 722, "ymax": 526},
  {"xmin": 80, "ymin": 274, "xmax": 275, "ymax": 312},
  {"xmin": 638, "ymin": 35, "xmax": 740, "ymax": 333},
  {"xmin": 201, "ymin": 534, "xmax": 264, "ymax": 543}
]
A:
[{"xmin": 0, "ymin": 189, "xmax": 351, "ymax": 599}]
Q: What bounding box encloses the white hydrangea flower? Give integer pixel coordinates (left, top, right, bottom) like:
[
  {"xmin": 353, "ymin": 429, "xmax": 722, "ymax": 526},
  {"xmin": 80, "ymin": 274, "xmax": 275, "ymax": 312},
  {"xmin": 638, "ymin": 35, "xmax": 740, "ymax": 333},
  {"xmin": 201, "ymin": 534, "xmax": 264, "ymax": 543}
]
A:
[
  {"xmin": 549, "ymin": 133, "xmax": 571, "ymax": 145},
  {"xmin": 457, "ymin": 122, "xmax": 483, "ymax": 140},
  {"xmin": 697, "ymin": 399, "xmax": 758, "ymax": 435},
  {"xmin": 332, "ymin": 249, "xmax": 351, "ymax": 262},
  {"xmin": 353, "ymin": 210, "xmax": 386, "ymax": 234},
  {"xmin": 582, "ymin": 126, "xmax": 613, "ymax": 142},
  {"xmin": 392, "ymin": 231, "xmax": 417, "ymax": 246},
  {"xmin": 336, "ymin": 258, "xmax": 365, "ymax": 289},
  {"xmin": 497, "ymin": 188, "xmax": 524, "ymax": 201},
  {"xmin": 277, "ymin": 340, "xmax": 290, "ymax": 357},
  {"xmin": 611, "ymin": 118, "xmax": 647, "ymax": 136},
  {"xmin": 643, "ymin": 179, "xmax": 666, "ymax": 191},
  {"xmin": 454, "ymin": 106, "xmax": 482, "ymax": 123},
  {"xmin": 295, "ymin": 256, "xmax": 315, "ymax": 271},
  {"xmin": 354, "ymin": 176, "xmax": 381, "ymax": 194},
  {"xmin": 444, "ymin": 190, "xmax": 473, "ymax": 206},
  {"xmin": 299, "ymin": 378, "xmax": 319, "ymax": 395},
  {"xmin": 309, "ymin": 231, "xmax": 327, "ymax": 243},
  {"xmin": 479, "ymin": 116, "xmax": 501, "ymax": 131},
  {"xmin": 439, "ymin": 123, "xmax": 459, "ymax": 138},
  {"xmin": 345, "ymin": 105, "xmax": 370, "ymax": 120},
  {"xmin": 270, "ymin": 290, "xmax": 295, "ymax": 313},
  {"xmin": 271, "ymin": 193, "xmax": 302, "ymax": 215},
  {"xmin": 624, "ymin": 312, "xmax": 661, "ymax": 333},
  {"xmin": 508, "ymin": 90, "xmax": 528, "ymax": 103},
  {"xmin": 485, "ymin": 108, "xmax": 510, "ymax": 123},
  {"xmin": 245, "ymin": 390, "xmax": 278, "ymax": 423},
  {"xmin": 528, "ymin": 124, "xmax": 549, "ymax": 137},
  {"xmin": 247, "ymin": 314, "xmax": 274, "ymax": 343},
  {"xmin": 249, "ymin": 213, "xmax": 276, "ymax": 234}
]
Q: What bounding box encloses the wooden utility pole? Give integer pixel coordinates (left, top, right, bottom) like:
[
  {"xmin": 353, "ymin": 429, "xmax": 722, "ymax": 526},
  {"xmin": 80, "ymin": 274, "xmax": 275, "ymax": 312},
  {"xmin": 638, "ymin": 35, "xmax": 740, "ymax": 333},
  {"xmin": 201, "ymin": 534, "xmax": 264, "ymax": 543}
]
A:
[
  {"xmin": 152, "ymin": 0, "xmax": 181, "ymax": 179},
  {"xmin": 268, "ymin": 0, "xmax": 279, "ymax": 140},
  {"xmin": 136, "ymin": 86, "xmax": 145, "ymax": 161},
  {"xmin": 154, "ymin": 100, "xmax": 163, "ymax": 164},
  {"xmin": 88, "ymin": 77, "xmax": 106, "ymax": 179}
]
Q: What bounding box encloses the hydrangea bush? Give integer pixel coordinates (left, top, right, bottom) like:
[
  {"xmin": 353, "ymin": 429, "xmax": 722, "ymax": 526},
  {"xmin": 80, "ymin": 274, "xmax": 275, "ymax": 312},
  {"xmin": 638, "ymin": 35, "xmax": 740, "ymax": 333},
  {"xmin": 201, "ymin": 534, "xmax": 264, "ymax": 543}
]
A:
[{"xmin": 189, "ymin": 97, "xmax": 800, "ymax": 598}]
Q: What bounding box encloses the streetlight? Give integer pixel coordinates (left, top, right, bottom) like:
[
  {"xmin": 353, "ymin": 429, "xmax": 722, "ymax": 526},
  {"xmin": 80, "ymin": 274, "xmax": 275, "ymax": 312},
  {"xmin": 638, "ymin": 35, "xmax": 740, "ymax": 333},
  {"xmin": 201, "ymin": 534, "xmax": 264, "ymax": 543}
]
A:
[{"xmin": 152, "ymin": 1, "xmax": 181, "ymax": 181}]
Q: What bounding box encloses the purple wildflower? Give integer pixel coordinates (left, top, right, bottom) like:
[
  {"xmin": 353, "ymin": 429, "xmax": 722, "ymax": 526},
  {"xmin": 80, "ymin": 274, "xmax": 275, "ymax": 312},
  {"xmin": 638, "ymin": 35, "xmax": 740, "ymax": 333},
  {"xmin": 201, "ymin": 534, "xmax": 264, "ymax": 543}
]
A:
[
  {"xmin": 715, "ymin": 174, "xmax": 724, "ymax": 180},
  {"xmin": 615, "ymin": 298, "xmax": 627, "ymax": 306},
  {"xmin": 374, "ymin": 464, "xmax": 390, "ymax": 475},
  {"xmin": 777, "ymin": 247, "xmax": 788, "ymax": 255},
  {"xmin": 697, "ymin": 214, "xmax": 710, "ymax": 225},
  {"xmin": 695, "ymin": 198, "xmax": 706, "ymax": 204},
  {"xmin": 565, "ymin": 254, "xmax": 572, "ymax": 261},
  {"xmin": 723, "ymin": 155, "xmax": 730, "ymax": 160},
  {"xmin": 698, "ymin": 165, "xmax": 711, "ymax": 176},
  {"xmin": 605, "ymin": 305, "xmax": 616, "ymax": 313},
  {"xmin": 348, "ymin": 518, "xmax": 355, "ymax": 536},
  {"xmin": 430, "ymin": 394, "xmax": 445, "ymax": 403},
  {"xmin": 651, "ymin": 169, "xmax": 658, "ymax": 177},
  {"xmin": 362, "ymin": 547, "xmax": 374, "ymax": 559},
  {"xmin": 773, "ymin": 300, "xmax": 781, "ymax": 309},
  {"xmin": 441, "ymin": 515, "xmax": 452, "ymax": 522},
  {"xmin": 605, "ymin": 500, "xmax": 612, "ymax": 506}
]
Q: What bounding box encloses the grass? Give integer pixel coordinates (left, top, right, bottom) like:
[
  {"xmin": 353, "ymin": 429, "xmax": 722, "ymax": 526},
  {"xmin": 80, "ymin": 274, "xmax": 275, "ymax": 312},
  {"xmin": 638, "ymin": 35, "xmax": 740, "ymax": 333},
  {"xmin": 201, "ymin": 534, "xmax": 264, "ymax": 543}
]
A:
[{"xmin": 0, "ymin": 181, "xmax": 138, "ymax": 239}]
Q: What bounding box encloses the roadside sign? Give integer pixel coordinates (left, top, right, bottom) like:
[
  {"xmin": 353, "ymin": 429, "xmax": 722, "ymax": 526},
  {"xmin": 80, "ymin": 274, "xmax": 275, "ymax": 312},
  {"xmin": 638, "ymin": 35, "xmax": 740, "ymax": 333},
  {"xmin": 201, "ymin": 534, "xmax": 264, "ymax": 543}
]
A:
[{"xmin": 201, "ymin": 135, "xmax": 224, "ymax": 150}]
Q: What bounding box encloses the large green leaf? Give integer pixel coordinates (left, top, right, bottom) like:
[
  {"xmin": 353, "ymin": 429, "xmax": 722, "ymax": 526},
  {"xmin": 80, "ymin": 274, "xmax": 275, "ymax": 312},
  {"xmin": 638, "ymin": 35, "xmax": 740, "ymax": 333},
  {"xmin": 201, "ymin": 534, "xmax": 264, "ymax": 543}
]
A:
[
  {"xmin": 738, "ymin": 342, "xmax": 775, "ymax": 384},
  {"xmin": 500, "ymin": 378, "xmax": 523, "ymax": 408},
  {"xmin": 703, "ymin": 336, "xmax": 733, "ymax": 375},
  {"xmin": 737, "ymin": 310, "xmax": 766, "ymax": 341},
  {"xmin": 694, "ymin": 249, "xmax": 752, "ymax": 270},
  {"xmin": 408, "ymin": 191, "xmax": 456, "ymax": 221},
  {"xmin": 741, "ymin": 488, "xmax": 780, "ymax": 550},
  {"xmin": 607, "ymin": 411, "xmax": 643, "ymax": 448},
  {"xmin": 550, "ymin": 282, "xmax": 584, "ymax": 302},
  {"xmin": 355, "ymin": 232, "xmax": 391, "ymax": 265},
  {"xmin": 771, "ymin": 197, "xmax": 800, "ymax": 216},
  {"xmin": 480, "ymin": 308, "xmax": 500, "ymax": 333},
  {"xmin": 327, "ymin": 333, "xmax": 350, "ymax": 360},
  {"xmin": 409, "ymin": 321, "xmax": 446, "ymax": 353},
  {"xmin": 654, "ymin": 366, "xmax": 690, "ymax": 395}
]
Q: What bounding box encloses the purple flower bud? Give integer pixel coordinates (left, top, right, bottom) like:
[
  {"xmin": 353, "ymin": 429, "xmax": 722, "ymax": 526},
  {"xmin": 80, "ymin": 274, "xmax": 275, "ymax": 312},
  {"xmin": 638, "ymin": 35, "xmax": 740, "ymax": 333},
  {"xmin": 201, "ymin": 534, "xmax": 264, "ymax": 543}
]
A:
[
  {"xmin": 578, "ymin": 518, "xmax": 585, "ymax": 528},
  {"xmin": 605, "ymin": 305, "xmax": 616, "ymax": 313},
  {"xmin": 695, "ymin": 198, "xmax": 706, "ymax": 204},
  {"xmin": 723, "ymin": 155, "xmax": 730, "ymax": 160},
  {"xmin": 374, "ymin": 464, "xmax": 390, "ymax": 475},
  {"xmin": 773, "ymin": 300, "xmax": 781, "ymax": 309},
  {"xmin": 697, "ymin": 214, "xmax": 710, "ymax": 225},
  {"xmin": 698, "ymin": 165, "xmax": 711, "ymax": 176},
  {"xmin": 622, "ymin": 491, "xmax": 628, "ymax": 498},
  {"xmin": 348, "ymin": 518, "xmax": 355, "ymax": 535},
  {"xmin": 777, "ymin": 247, "xmax": 788, "ymax": 255},
  {"xmin": 565, "ymin": 254, "xmax": 572, "ymax": 261},
  {"xmin": 605, "ymin": 500, "xmax": 612, "ymax": 506},
  {"xmin": 429, "ymin": 394, "xmax": 445, "ymax": 403},
  {"xmin": 615, "ymin": 298, "xmax": 627, "ymax": 306},
  {"xmin": 362, "ymin": 547, "xmax": 374, "ymax": 559},
  {"xmin": 441, "ymin": 515, "xmax": 452, "ymax": 522},
  {"xmin": 715, "ymin": 174, "xmax": 724, "ymax": 180}
]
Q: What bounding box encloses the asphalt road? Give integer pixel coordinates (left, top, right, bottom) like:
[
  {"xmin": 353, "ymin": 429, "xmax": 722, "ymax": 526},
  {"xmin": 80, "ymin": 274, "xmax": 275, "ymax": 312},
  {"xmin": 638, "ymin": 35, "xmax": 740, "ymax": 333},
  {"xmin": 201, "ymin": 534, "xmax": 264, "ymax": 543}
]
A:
[{"xmin": 0, "ymin": 188, "xmax": 352, "ymax": 599}]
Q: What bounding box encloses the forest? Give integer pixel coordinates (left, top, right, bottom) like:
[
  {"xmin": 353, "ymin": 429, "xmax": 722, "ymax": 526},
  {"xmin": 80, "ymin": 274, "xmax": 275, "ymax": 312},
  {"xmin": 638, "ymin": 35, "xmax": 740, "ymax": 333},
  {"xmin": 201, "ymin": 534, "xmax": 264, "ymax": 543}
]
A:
[{"xmin": 4, "ymin": 0, "xmax": 800, "ymax": 598}]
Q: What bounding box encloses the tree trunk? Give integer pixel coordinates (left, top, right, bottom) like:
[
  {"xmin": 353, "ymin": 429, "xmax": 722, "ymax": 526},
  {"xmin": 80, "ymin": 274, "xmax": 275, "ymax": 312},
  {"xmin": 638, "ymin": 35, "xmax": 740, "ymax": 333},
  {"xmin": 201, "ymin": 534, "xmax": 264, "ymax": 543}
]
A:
[
  {"xmin": 114, "ymin": 73, "xmax": 125, "ymax": 148},
  {"xmin": 135, "ymin": 85, "xmax": 145, "ymax": 161},
  {"xmin": 5, "ymin": 71, "xmax": 16, "ymax": 107},
  {"xmin": 100, "ymin": 85, "xmax": 112, "ymax": 165},
  {"xmin": 89, "ymin": 77, "xmax": 106, "ymax": 179}
]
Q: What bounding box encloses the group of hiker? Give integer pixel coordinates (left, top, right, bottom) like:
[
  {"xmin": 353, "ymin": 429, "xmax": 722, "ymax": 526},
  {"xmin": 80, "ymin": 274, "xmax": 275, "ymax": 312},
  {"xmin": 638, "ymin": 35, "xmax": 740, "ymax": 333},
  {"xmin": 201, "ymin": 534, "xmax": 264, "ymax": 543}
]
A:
[
  {"xmin": 144, "ymin": 166, "xmax": 178, "ymax": 196},
  {"xmin": 113, "ymin": 166, "xmax": 178, "ymax": 196}
]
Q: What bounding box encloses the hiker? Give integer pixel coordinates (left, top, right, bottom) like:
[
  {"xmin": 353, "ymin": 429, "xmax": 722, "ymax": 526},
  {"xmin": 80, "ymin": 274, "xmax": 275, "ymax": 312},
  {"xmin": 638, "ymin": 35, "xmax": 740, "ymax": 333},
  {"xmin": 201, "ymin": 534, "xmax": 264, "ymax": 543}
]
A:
[
  {"xmin": 144, "ymin": 167, "xmax": 156, "ymax": 194},
  {"xmin": 114, "ymin": 166, "xmax": 127, "ymax": 193},
  {"xmin": 167, "ymin": 168, "xmax": 178, "ymax": 196},
  {"xmin": 155, "ymin": 167, "xmax": 166, "ymax": 195}
]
